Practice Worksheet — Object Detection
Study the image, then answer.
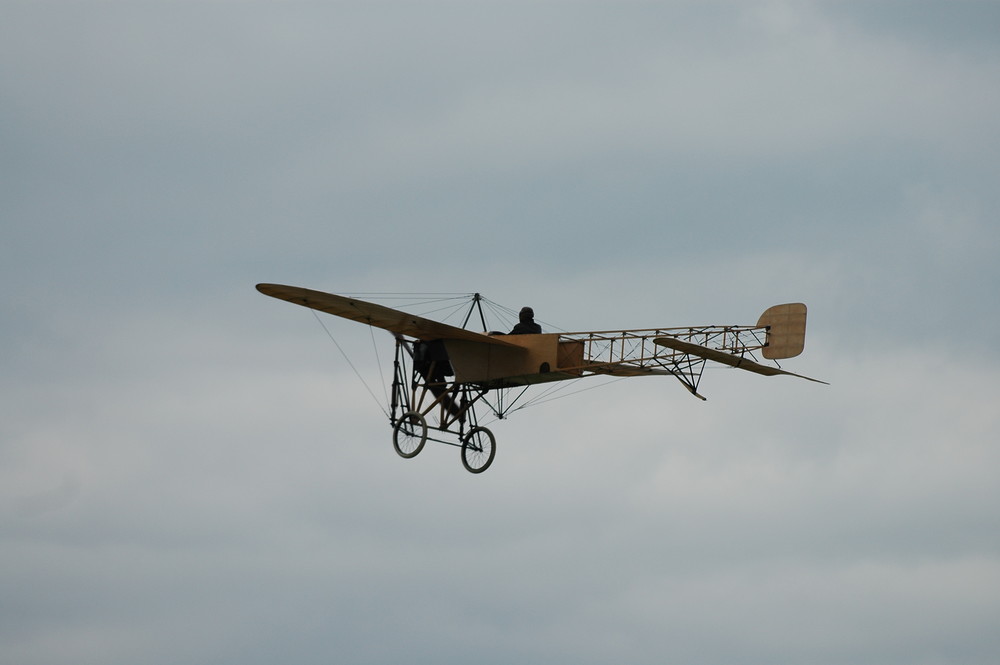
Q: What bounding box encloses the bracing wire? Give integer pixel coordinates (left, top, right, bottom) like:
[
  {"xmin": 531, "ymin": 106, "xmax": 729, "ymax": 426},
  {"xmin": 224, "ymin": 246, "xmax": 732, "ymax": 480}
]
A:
[
  {"xmin": 344, "ymin": 293, "xmax": 480, "ymax": 328},
  {"xmin": 368, "ymin": 324, "xmax": 391, "ymax": 411},
  {"xmin": 478, "ymin": 295, "xmax": 566, "ymax": 334},
  {"xmin": 311, "ymin": 309, "xmax": 389, "ymax": 418},
  {"xmin": 502, "ymin": 376, "xmax": 632, "ymax": 415}
]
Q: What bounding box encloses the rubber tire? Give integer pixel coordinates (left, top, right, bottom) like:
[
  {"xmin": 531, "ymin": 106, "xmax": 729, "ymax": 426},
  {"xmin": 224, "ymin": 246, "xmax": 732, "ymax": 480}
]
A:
[
  {"xmin": 461, "ymin": 426, "xmax": 496, "ymax": 474},
  {"xmin": 392, "ymin": 411, "xmax": 427, "ymax": 459}
]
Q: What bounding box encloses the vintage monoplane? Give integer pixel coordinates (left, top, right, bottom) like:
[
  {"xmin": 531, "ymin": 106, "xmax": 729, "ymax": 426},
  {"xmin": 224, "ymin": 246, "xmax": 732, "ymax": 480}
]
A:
[{"xmin": 257, "ymin": 284, "xmax": 825, "ymax": 473}]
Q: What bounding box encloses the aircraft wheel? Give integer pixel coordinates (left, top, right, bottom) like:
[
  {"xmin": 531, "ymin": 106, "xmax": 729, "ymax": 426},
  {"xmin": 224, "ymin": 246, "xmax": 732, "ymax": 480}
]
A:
[
  {"xmin": 392, "ymin": 411, "xmax": 427, "ymax": 459},
  {"xmin": 461, "ymin": 426, "xmax": 496, "ymax": 474}
]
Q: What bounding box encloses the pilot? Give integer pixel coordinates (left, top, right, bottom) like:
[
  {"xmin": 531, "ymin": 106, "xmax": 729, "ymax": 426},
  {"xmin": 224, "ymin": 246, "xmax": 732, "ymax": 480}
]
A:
[{"xmin": 509, "ymin": 306, "xmax": 542, "ymax": 335}]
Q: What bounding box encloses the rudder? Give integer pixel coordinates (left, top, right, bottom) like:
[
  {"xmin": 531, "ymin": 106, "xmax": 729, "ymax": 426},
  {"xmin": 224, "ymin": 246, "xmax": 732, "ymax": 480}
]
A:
[{"xmin": 757, "ymin": 303, "xmax": 807, "ymax": 359}]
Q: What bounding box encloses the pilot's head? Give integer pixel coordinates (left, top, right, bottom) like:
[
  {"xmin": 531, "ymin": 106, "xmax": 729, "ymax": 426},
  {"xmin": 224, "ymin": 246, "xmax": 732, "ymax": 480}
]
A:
[{"xmin": 519, "ymin": 306, "xmax": 534, "ymax": 322}]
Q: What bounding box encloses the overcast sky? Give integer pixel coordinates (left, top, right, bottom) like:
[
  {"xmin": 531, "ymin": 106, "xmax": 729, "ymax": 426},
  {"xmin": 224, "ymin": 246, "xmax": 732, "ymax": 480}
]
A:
[{"xmin": 3, "ymin": 2, "xmax": 999, "ymax": 664}]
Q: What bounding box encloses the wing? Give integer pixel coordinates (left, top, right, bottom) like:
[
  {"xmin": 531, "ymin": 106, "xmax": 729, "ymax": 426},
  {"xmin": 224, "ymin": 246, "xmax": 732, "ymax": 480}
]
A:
[
  {"xmin": 653, "ymin": 337, "xmax": 828, "ymax": 384},
  {"xmin": 256, "ymin": 284, "xmax": 520, "ymax": 346}
]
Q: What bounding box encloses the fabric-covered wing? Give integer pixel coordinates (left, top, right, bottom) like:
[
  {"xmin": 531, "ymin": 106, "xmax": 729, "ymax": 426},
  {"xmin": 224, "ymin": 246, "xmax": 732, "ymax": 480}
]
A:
[
  {"xmin": 653, "ymin": 337, "xmax": 828, "ymax": 384},
  {"xmin": 257, "ymin": 284, "xmax": 520, "ymax": 346}
]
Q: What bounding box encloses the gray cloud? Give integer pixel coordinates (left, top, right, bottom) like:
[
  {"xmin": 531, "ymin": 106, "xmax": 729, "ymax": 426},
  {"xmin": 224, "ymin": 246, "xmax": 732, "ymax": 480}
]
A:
[{"xmin": 2, "ymin": 2, "xmax": 999, "ymax": 664}]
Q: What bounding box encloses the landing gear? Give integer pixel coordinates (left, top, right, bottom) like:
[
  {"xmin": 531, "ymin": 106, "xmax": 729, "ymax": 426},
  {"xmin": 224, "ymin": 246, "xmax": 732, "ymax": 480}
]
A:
[
  {"xmin": 461, "ymin": 426, "xmax": 496, "ymax": 474},
  {"xmin": 391, "ymin": 335, "xmax": 502, "ymax": 473}
]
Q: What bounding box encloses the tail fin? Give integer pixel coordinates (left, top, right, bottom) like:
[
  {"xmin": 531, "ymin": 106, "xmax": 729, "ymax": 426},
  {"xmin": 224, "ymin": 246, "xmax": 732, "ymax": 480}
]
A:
[{"xmin": 757, "ymin": 303, "xmax": 807, "ymax": 359}]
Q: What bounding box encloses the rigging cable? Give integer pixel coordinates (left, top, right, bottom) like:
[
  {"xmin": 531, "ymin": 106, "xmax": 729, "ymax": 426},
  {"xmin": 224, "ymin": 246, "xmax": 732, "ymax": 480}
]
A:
[
  {"xmin": 503, "ymin": 376, "xmax": 631, "ymax": 414},
  {"xmin": 368, "ymin": 323, "xmax": 391, "ymax": 412},
  {"xmin": 311, "ymin": 309, "xmax": 389, "ymax": 418}
]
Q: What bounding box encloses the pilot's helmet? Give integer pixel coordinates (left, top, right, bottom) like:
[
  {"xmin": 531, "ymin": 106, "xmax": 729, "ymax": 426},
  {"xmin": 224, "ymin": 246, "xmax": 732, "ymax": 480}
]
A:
[{"xmin": 519, "ymin": 306, "xmax": 534, "ymax": 319}]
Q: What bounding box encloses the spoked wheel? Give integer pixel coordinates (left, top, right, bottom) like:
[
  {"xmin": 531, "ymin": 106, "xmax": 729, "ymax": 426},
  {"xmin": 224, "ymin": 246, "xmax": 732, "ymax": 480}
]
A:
[
  {"xmin": 392, "ymin": 411, "xmax": 427, "ymax": 459},
  {"xmin": 461, "ymin": 426, "xmax": 496, "ymax": 474}
]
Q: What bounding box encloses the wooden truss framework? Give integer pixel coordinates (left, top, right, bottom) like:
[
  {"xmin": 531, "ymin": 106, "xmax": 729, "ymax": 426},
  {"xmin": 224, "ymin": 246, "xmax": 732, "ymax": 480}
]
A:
[{"xmin": 558, "ymin": 324, "xmax": 770, "ymax": 400}]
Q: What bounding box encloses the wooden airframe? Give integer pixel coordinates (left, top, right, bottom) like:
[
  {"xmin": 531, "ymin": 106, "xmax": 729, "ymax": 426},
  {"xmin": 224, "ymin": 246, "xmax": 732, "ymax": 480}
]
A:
[{"xmin": 257, "ymin": 284, "xmax": 825, "ymax": 473}]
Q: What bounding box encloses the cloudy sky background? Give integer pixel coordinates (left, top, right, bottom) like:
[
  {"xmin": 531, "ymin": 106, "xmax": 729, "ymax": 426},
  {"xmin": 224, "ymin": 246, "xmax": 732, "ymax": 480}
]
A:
[{"xmin": 3, "ymin": 1, "xmax": 999, "ymax": 663}]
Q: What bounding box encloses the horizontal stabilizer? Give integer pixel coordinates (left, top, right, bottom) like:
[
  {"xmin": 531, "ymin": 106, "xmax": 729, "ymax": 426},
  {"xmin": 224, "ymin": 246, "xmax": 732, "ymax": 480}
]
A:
[{"xmin": 653, "ymin": 337, "xmax": 827, "ymax": 384}]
